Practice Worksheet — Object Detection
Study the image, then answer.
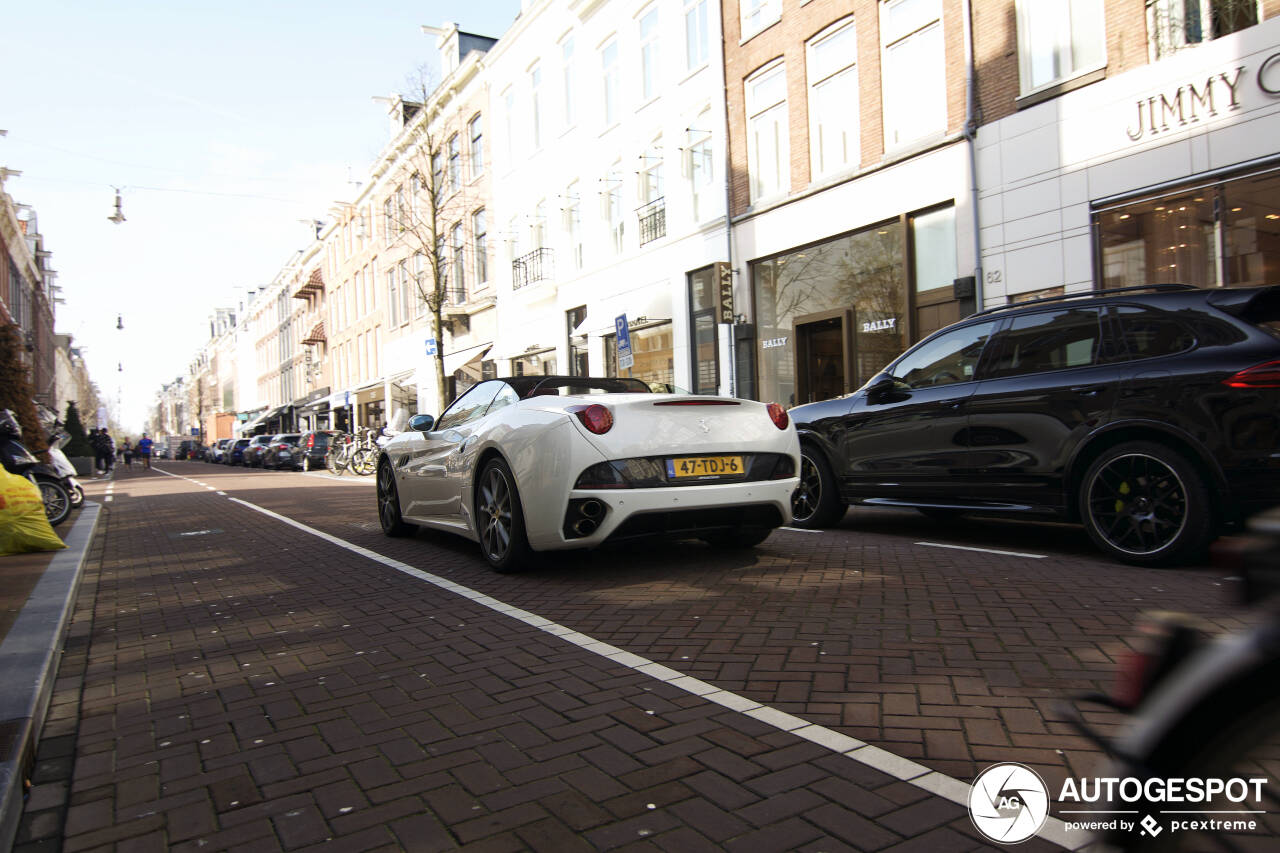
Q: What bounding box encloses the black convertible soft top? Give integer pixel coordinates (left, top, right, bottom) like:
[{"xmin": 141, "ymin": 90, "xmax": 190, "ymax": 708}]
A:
[{"xmin": 506, "ymin": 375, "xmax": 653, "ymax": 399}]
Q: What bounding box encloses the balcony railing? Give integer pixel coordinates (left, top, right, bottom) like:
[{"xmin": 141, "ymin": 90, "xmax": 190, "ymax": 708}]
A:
[
  {"xmin": 512, "ymin": 247, "xmax": 554, "ymax": 290},
  {"xmin": 637, "ymin": 197, "xmax": 666, "ymax": 246}
]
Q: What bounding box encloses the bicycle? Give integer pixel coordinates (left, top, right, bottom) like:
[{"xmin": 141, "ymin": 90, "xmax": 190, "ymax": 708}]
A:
[
  {"xmin": 325, "ymin": 432, "xmax": 354, "ymax": 476},
  {"xmin": 350, "ymin": 427, "xmax": 379, "ymax": 476}
]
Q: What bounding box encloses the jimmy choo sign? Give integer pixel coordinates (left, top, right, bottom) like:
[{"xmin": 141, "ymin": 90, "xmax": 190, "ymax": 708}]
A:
[
  {"xmin": 1125, "ymin": 50, "xmax": 1280, "ymax": 142},
  {"xmin": 1125, "ymin": 67, "xmax": 1244, "ymax": 141}
]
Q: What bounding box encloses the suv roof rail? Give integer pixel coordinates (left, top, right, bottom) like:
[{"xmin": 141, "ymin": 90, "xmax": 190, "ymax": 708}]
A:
[{"xmin": 972, "ymin": 283, "xmax": 1199, "ymax": 317}]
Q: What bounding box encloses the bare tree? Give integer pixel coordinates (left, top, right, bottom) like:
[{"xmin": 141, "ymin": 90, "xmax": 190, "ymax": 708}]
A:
[{"xmin": 385, "ymin": 69, "xmax": 478, "ymax": 413}]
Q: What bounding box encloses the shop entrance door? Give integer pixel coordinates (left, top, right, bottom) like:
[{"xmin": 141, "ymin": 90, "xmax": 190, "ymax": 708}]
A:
[{"xmin": 794, "ymin": 309, "xmax": 853, "ymax": 405}]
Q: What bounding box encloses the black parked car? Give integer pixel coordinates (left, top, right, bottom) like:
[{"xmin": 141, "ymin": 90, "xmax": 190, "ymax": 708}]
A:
[
  {"xmin": 788, "ymin": 283, "xmax": 1280, "ymax": 567},
  {"xmin": 243, "ymin": 434, "xmax": 273, "ymax": 468},
  {"xmin": 261, "ymin": 434, "xmax": 302, "ymax": 470},
  {"xmin": 298, "ymin": 430, "xmax": 339, "ymax": 471}
]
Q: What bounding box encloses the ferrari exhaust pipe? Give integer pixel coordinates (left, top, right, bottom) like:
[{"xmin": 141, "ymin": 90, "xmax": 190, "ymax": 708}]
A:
[
  {"xmin": 573, "ymin": 517, "xmax": 598, "ymax": 536},
  {"xmin": 580, "ymin": 499, "xmax": 604, "ymax": 519}
]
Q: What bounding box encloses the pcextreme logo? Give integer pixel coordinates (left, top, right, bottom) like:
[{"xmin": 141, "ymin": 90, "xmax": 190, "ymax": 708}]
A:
[{"xmin": 969, "ymin": 763, "xmax": 1050, "ymax": 844}]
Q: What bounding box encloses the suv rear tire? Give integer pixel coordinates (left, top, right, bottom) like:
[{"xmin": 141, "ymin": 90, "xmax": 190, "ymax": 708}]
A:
[
  {"xmin": 1078, "ymin": 441, "xmax": 1213, "ymax": 567},
  {"xmin": 791, "ymin": 447, "xmax": 847, "ymax": 528}
]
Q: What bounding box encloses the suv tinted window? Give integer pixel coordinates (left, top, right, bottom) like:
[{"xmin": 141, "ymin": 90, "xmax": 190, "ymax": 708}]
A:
[
  {"xmin": 893, "ymin": 320, "xmax": 997, "ymax": 389},
  {"xmin": 1111, "ymin": 305, "xmax": 1196, "ymax": 360},
  {"xmin": 986, "ymin": 308, "xmax": 1104, "ymax": 378}
]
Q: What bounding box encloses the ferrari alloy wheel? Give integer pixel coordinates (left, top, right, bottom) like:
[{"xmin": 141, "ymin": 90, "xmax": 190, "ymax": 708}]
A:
[
  {"xmin": 376, "ymin": 462, "xmax": 414, "ymax": 537},
  {"xmin": 475, "ymin": 457, "xmax": 532, "ymax": 572},
  {"xmin": 790, "ymin": 448, "xmax": 846, "ymax": 528},
  {"xmin": 1079, "ymin": 441, "xmax": 1212, "ymax": 567}
]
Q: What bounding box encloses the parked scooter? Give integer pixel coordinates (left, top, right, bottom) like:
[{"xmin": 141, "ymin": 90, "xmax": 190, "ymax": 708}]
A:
[
  {"xmin": 46, "ymin": 429, "xmax": 85, "ymax": 508},
  {"xmin": 0, "ymin": 409, "xmax": 72, "ymax": 526}
]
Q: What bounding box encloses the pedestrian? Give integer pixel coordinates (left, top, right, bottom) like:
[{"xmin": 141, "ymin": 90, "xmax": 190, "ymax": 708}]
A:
[
  {"xmin": 136, "ymin": 433, "xmax": 153, "ymax": 469},
  {"xmin": 102, "ymin": 431, "xmax": 116, "ymax": 473},
  {"xmin": 122, "ymin": 438, "xmax": 134, "ymax": 468},
  {"xmin": 90, "ymin": 428, "xmax": 110, "ymax": 475}
]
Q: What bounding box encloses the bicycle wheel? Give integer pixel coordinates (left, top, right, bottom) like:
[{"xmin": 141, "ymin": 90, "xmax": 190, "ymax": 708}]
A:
[{"xmin": 352, "ymin": 447, "xmax": 377, "ymax": 476}]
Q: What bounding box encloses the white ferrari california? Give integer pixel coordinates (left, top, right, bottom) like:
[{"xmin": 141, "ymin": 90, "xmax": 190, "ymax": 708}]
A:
[{"xmin": 376, "ymin": 375, "xmax": 800, "ymax": 571}]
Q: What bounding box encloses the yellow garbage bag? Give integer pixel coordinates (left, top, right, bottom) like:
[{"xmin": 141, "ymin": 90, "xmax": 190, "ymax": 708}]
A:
[{"xmin": 0, "ymin": 467, "xmax": 67, "ymax": 554}]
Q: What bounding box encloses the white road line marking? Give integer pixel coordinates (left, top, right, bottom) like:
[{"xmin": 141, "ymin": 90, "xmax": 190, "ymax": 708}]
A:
[
  {"xmin": 916, "ymin": 541, "xmax": 1047, "ymax": 559},
  {"xmin": 150, "ymin": 467, "xmax": 1085, "ymax": 849}
]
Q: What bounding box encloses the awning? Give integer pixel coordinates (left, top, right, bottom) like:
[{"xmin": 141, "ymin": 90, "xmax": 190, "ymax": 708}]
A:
[
  {"xmin": 582, "ymin": 287, "xmax": 673, "ymax": 336},
  {"xmin": 238, "ymin": 407, "xmax": 271, "ymax": 434},
  {"xmin": 301, "ymin": 320, "xmax": 326, "ymax": 345},
  {"xmin": 292, "ymin": 268, "xmax": 324, "ymax": 300},
  {"xmin": 442, "ymin": 343, "xmax": 492, "ymax": 377}
]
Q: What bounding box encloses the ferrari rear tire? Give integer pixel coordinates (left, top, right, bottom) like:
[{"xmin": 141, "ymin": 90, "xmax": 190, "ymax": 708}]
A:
[
  {"xmin": 475, "ymin": 457, "xmax": 533, "ymax": 573},
  {"xmin": 377, "ymin": 461, "xmax": 415, "ymax": 537}
]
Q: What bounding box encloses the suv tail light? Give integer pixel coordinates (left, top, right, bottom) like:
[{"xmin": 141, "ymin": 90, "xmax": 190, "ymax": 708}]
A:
[
  {"xmin": 569, "ymin": 404, "xmax": 613, "ymax": 434},
  {"xmin": 1223, "ymin": 359, "xmax": 1280, "ymax": 388},
  {"xmin": 766, "ymin": 403, "xmax": 789, "ymax": 430},
  {"xmin": 306, "ymin": 434, "xmax": 314, "ymax": 449}
]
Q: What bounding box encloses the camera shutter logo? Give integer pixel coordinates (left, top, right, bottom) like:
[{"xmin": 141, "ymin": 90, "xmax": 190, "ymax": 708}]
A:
[{"xmin": 969, "ymin": 763, "xmax": 1050, "ymax": 843}]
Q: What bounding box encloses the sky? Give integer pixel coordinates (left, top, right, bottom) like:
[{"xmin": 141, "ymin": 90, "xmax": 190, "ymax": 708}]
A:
[{"xmin": 2, "ymin": 0, "xmax": 522, "ymax": 433}]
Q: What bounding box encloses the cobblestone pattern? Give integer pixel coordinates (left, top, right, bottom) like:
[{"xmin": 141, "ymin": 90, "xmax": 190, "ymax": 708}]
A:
[{"xmin": 12, "ymin": 466, "xmax": 1100, "ymax": 850}]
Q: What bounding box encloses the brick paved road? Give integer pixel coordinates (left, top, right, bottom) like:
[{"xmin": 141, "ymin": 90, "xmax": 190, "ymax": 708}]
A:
[{"xmin": 15, "ymin": 461, "xmax": 1253, "ymax": 851}]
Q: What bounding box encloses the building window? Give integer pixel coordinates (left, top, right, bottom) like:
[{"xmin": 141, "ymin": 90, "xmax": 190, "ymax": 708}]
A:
[
  {"xmin": 1147, "ymin": 0, "xmax": 1258, "ymax": 61},
  {"xmin": 473, "ymin": 209, "xmax": 488, "ymax": 286},
  {"xmin": 567, "ymin": 305, "xmax": 589, "ymax": 376},
  {"xmin": 512, "ymin": 348, "xmax": 558, "ymax": 376},
  {"xmin": 469, "ymin": 114, "xmax": 484, "ymax": 179},
  {"xmin": 451, "ymin": 222, "xmax": 466, "ymax": 302},
  {"xmin": 447, "ymin": 134, "xmax": 461, "ymax": 192},
  {"xmin": 532, "ymin": 199, "xmax": 548, "ymax": 250},
  {"xmin": 413, "ymin": 252, "xmax": 427, "ymax": 317},
  {"xmin": 639, "ymin": 138, "xmax": 664, "ymax": 205},
  {"xmin": 881, "ymin": 0, "xmax": 946, "ymax": 148},
  {"xmin": 502, "ymin": 88, "xmax": 515, "ymax": 163},
  {"xmin": 604, "ymin": 166, "xmax": 625, "ymax": 254},
  {"xmin": 382, "ymin": 197, "xmax": 394, "ymax": 246},
  {"xmin": 752, "ymin": 222, "xmax": 907, "ymax": 407},
  {"xmin": 740, "ymin": 0, "xmax": 781, "ymax": 42},
  {"xmin": 410, "ymin": 172, "xmax": 422, "ymax": 220},
  {"xmin": 387, "ymin": 267, "xmax": 400, "ymax": 327},
  {"xmin": 639, "ymin": 7, "xmax": 660, "ymax": 102},
  {"xmin": 530, "ymin": 62, "xmax": 543, "ymax": 149},
  {"xmin": 1096, "ymin": 168, "xmax": 1280, "ymax": 290},
  {"xmin": 1017, "ymin": 0, "xmax": 1106, "ymax": 94},
  {"xmin": 687, "ymin": 116, "xmax": 714, "ymax": 222},
  {"xmin": 808, "ymin": 18, "xmax": 859, "ymax": 178},
  {"xmin": 912, "ymin": 205, "xmax": 956, "ymax": 293},
  {"xmin": 746, "ymin": 62, "xmax": 788, "ymax": 203},
  {"xmin": 602, "ymin": 38, "xmax": 620, "ymax": 128},
  {"xmin": 685, "ymin": 0, "xmax": 708, "ymax": 70},
  {"xmin": 399, "ymin": 261, "xmax": 412, "ymax": 322},
  {"xmin": 564, "ymin": 181, "xmax": 583, "ymax": 270},
  {"xmin": 561, "ymin": 37, "xmax": 576, "ymax": 129},
  {"xmin": 606, "ymin": 322, "xmax": 674, "ymax": 387},
  {"xmin": 688, "ymin": 266, "xmax": 719, "ymax": 395}
]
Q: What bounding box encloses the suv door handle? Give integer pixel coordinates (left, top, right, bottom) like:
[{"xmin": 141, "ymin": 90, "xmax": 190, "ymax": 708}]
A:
[{"xmin": 1071, "ymin": 384, "xmax": 1106, "ymax": 396}]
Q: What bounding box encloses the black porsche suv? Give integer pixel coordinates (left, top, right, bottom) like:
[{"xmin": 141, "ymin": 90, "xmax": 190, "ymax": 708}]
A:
[{"xmin": 788, "ymin": 284, "xmax": 1280, "ymax": 566}]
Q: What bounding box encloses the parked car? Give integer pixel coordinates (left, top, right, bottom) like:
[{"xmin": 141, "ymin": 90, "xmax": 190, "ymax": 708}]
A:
[
  {"xmin": 788, "ymin": 283, "xmax": 1280, "ymax": 567},
  {"xmin": 243, "ymin": 434, "xmax": 273, "ymax": 468},
  {"xmin": 298, "ymin": 430, "xmax": 340, "ymax": 471},
  {"xmin": 225, "ymin": 437, "xmax": 251, "ymax": 466},
  {"xmin": 376, "ymin": 375, "xmax": 800, "ymax": 572},
  {"xmin": 261, "ymin": 433, "xmax": 302, "ymax": 470},
  {"xmin": 208, "ymin": 438, "xmax": 231, "ymax": 463}
]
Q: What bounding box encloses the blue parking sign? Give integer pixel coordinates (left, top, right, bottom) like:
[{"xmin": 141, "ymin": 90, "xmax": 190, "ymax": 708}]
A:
[
  {"xmin": 615, "ymin": 314, "xmax": 634, "ymax": 369},
  {"xmin": 425, "ymin": 337, "xmax": 438, "ymax": 356}
]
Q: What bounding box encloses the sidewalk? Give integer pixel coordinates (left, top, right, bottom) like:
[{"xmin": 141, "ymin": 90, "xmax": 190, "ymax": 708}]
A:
[{"xmin": 0, "ymin": 504, "xmax": 100, "ymax": 853}]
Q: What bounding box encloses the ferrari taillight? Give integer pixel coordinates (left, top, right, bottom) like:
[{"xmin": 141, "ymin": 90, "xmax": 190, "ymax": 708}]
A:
[
  {"xmin": 767, "ymin": 403, "xmax": 789, "ymax": 430},
  {"xmin": 570, "ymin": 404, "xmax": 614, "ymax": 434},
  {"xmin": 1223, "ymin": 359, "xmax": 1280, "ymax": 388}
]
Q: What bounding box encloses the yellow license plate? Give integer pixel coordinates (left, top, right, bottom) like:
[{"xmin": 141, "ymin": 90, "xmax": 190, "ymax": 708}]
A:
[{"xmin": 667, "ymin": 455, "xmax": 745, "ymax": 478}]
